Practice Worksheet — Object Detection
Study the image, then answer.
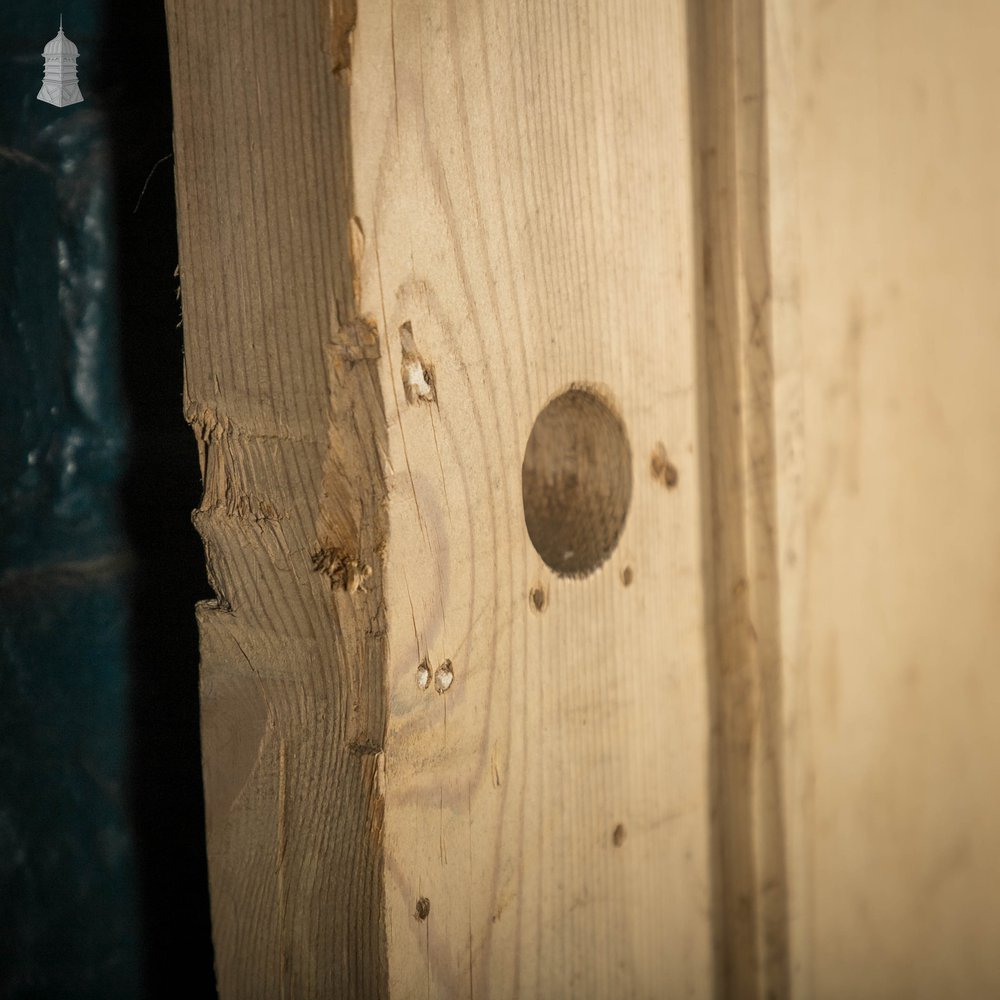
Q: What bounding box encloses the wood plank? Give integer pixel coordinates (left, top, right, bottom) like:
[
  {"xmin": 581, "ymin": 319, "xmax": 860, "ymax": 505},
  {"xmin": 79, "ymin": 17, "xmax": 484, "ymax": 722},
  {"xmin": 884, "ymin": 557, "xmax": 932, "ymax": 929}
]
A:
[
  {"xmin": 165, "ymin": 0, "xmax": 803, "ymax": 995},
  {"xmin": 166, "ymin": 0, "xmax": 388, "ymax": 995},
  {"xmin": 170, "ymin": 1, "xmax": 1000, "ymax": 995},
  {"xmin": 771, "ymin": 2, "xmax": 1000, "ymax": 995},
  {"xmin": 350, "ymin": 2, "xmax": 714, "ymax": 995}
]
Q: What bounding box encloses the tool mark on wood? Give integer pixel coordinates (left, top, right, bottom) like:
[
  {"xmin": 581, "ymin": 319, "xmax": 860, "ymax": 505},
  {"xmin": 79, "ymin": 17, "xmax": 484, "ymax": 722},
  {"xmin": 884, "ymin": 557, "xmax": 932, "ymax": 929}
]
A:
[
  {"xmin": 400, "ymin": 321, "xmax": 437, "ymax": 404},
  {"xmin": 372, "ymin": 227, "xmax": 433, "ymax": 556}
]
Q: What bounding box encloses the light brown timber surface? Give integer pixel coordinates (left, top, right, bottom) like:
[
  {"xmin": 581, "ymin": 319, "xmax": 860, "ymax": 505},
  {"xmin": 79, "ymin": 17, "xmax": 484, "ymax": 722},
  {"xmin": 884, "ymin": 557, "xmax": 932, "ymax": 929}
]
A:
[
  {"xmin": 777, "ymin": 2, "xmax": 1000, "ymax": 996},
  {"xmin": 166, "ymin": 0, "xmax": 387, "ymax": 996},
  {"xmin": 354, "ymin": 3, "xmax": 713, "ymax": 998},
  {"xmin": 167, "ymin": 0, "xmax": 1000, "ymax": 997}
]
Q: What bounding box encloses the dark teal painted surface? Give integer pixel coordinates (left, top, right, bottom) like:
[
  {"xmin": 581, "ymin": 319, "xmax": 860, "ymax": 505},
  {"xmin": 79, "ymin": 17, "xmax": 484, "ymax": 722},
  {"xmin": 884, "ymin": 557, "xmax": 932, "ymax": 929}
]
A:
[
  {"xmin": 0, "ymin": 572, "xmax": 137, "ymax": 996},
  {"xmin": 1, "ymin": 4, "xmax": 214, "ymax": 996},
  {"xmin": 1, "ymin": 4, "xmax": 140, "ymax": 996}
]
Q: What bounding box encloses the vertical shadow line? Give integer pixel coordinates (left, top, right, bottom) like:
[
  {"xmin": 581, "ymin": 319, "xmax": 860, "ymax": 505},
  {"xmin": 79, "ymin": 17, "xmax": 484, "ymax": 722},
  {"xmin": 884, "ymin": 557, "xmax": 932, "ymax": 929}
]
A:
[{"xmin": 686, "ymin": 2, "xmax": 791, "ymax": 997}]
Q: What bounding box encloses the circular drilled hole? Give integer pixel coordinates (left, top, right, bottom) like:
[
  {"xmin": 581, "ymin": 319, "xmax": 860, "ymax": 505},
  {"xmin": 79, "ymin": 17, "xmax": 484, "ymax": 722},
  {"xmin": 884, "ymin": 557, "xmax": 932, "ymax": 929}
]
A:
[{"xmin": 521, "ymin": 386, "xmax": 632, "ymax": 578}]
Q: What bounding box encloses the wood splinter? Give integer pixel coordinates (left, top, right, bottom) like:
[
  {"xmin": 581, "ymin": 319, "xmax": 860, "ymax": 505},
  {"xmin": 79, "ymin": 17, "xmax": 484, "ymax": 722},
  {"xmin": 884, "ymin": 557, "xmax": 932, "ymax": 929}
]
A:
[{"xmin": 311, "ymin": 547, "xmax": 373, "ymax": 594}]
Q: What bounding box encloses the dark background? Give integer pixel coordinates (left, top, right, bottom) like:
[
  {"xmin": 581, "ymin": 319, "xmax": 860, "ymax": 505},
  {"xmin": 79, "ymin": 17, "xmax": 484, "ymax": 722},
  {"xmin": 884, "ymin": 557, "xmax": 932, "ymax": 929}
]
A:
[{"xmin": 1, "ymin": 1, "xmax": 215, "ymax": 995}]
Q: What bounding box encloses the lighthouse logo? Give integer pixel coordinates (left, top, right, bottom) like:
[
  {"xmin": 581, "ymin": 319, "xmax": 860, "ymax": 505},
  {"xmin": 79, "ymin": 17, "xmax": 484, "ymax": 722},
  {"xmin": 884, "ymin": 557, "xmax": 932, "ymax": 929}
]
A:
[{"xmin": 37, "ymin": 16, "xmax": 84, "ymax": 107}]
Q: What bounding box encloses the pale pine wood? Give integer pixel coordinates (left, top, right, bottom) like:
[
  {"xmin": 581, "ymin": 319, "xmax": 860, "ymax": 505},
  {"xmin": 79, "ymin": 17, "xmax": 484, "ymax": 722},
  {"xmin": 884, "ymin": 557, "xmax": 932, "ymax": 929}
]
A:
[
  {"xmin": 350, "ymin": 3, "xmax": 715, "ymax": 996},
  {"xmin": 768, "ymin": 2, "xmax": 1000, "ymax": 996},
  {"xmin": 166, "ymin": 1, "xmax": 388, "ymax": 996},
  {"xmin": 169, "ymin": 0, "xmax": 1000, "ymax": 997},
  {"xmin": 695, "ymin": 1, "xmax": 1000, "ymax": 994},
  {"xmin": 167, "ymin": 0, "xmax": 724, "ymax": 994}
]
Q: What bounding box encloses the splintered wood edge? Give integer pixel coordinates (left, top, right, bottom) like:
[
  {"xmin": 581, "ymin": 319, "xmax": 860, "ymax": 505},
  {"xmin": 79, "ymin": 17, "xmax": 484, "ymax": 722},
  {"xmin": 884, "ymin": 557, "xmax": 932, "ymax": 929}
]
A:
[{"xmin": 166, "ymin": 0, "xmax": 391, "ymax": 995}]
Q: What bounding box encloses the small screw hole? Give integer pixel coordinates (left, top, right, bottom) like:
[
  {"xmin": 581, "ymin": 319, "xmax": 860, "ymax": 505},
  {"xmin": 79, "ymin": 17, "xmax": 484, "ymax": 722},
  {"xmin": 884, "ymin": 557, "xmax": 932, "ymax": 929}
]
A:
[
  {"xmin": 416, "ymin": 658, "xmax": 431, "ymax": 690},
  {"xmin": 434, "ymin": 660, "xmax": 454, "ymax": 694}
]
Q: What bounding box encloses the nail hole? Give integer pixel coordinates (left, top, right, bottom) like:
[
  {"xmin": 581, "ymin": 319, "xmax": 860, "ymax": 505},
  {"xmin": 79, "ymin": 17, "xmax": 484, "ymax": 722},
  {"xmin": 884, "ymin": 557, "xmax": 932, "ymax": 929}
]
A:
[
  {"xmin": 613, "ymin": 823, "xmax": 626, "ymax": 847},
  {"xmin": 416, "ymin": 658, "xmax": 431, "ymax": 690},
  {"xmin": 621, "ymin": 566, "xmax": 634, "ymax": 587},
  {"xmin": 434, "ymin": 659, "xmax": 453, "ymax": 693},
  {"xmin": 529, "ymin": 585, "xmax": 547, "ymax": 613},
  {"xmin": 521, "ymin": 385, "xmax": 632, "ymax": 578},
  {"xmin": 415, "ymin": 897, "xmax": 430, "ymax": 920}
]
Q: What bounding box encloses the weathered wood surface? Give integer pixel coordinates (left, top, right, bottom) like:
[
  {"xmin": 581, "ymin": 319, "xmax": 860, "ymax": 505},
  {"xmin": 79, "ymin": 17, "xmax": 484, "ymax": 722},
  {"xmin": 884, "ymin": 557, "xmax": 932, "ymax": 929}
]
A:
[
  {"xmin": 168, "ymin": 0, "xmax": 719, "ymax": 996},
  {"xmin": 168, "ymin": 0, "xmax": 1000, "ymax": 997},
  {"xmin": 353, "ymin": 3, "xmax": 713, "ymax": 997},
  {"xmin": 166, "ymin": 1, "xmax": 387, "ymax": 996}
]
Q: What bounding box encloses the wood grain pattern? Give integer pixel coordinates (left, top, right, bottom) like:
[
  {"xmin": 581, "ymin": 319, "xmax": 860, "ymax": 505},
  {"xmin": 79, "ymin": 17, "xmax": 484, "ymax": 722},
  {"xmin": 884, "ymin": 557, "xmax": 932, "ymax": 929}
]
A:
[
  {"xmin": 165, "ymin": 0, "xmax": 797, "ymax": 994},
  {"xmin": 169, "ymin": 1, "xmax": 1000, "ymax": 996},
  {"xmin": 349, "ymin": 3, "xmax": 714, "ymax": 996},
  {"xmin": 166, "ymin": 0, "xmax": 388, "ymax": 995}
]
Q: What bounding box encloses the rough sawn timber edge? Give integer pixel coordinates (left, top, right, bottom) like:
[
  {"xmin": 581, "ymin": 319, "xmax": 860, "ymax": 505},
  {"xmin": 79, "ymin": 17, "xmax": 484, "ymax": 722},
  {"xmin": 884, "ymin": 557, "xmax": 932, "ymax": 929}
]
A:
[{"xmin": 166, "ymin": 0, "xmax": 390, "ymax": 995}]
